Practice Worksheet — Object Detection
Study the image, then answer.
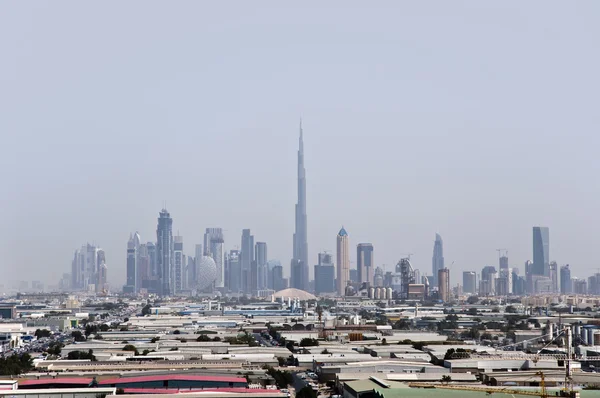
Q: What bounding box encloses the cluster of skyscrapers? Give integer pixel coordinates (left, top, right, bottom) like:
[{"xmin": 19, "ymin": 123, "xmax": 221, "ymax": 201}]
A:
[
  {"xmin": 70, "ymin": 243, "xmax": 108, "ymax": 293},
  {"xmin": 63, "ymin": 123, "xmax": 595, "ymax": 301},
  {"xmin": 458, "ymin": 226, "xmax": 591, "ymax": 299},
  {"xmin": 121, "ymin": 217, "xmax": 276, "ymax": 296}
]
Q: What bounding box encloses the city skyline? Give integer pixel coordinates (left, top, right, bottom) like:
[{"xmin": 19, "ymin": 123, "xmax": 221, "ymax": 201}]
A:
[{"xmin": 4, "ymin": 3, "xmax": 600, "ymax": 289}]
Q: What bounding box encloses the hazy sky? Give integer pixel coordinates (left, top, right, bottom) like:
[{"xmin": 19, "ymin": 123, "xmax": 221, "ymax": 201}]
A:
[{"xmin": 2, "ymin": 2, "xmax": 600, "ymax": 289}]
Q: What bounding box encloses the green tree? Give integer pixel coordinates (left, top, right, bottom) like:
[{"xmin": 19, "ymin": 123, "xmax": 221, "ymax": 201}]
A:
[
  {"xmin": 441, "ymin": 375, "xmax": 452, "ymax": 384},
  {"xmin": 264, "ymin": 366, "xmax": 293, "ymax": 388},
  {"xmin": 296, "ymin": 386, "xmax": 317, "ymax": 398},
  {"xmin": 466, "ymin": 296, "xmax": 479, "ymax": 304},
  {"xmin": 71, "ymin": 330, "xmax": 86, "ymax": 342},
  {"xmin": 122, "ymin": 345, "xmax": 139, "ymax": 355},
  {"xmin": 0, "ymin": 354, "xmax": 34, "ymax": 375},
  {"xmin": 141, "ymin": 304, "xmax": 152, "ymax": 316},
  {"xmin": 393, "ymin": 319, "xmax": 411, "ymax": 330},
  {"xmin": 412, "ymin": 342, "xmax": 425, "ymax": 350},
  {"xmin": 47, "ymin": 342, "xmax": 63, "ymax": 356},
  {"xmin": 34, "ymin": 329, "xmax": 52, "ymax": 339},
  {"xmin": 67, "ymin": 350, "xmax": 96, "ymax": 361},
  {"xmin": 299, "ymin": 338, "xmax": 319, "ymax": 347}
]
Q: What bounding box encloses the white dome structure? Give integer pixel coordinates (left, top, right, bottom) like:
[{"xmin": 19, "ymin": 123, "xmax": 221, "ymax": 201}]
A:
[
  {"xmin": 196, "ymin": 256, "xmax": 217, "ymax": 291},
  {"xmin": 272, "ymin": 288, "xmax": 316, "ymax": 301}
]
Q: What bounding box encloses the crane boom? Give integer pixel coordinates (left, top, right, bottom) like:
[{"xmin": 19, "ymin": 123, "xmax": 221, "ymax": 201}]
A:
[{"xmin": 408, "ymin": 383, "xmax": 546, "ymax": 397}]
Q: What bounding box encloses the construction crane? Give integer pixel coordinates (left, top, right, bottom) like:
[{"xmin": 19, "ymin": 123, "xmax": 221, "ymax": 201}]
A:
[
  {"xmin": 409, "ymin": 371, "xmax": 549, "ymax": 397},
  {"xmin": 410, "ymin": 326, "xmax": 580, "ymax": 398},
  {"xmin": 399, "ymin": 253, "xmax": 414, "ymax": 261}
]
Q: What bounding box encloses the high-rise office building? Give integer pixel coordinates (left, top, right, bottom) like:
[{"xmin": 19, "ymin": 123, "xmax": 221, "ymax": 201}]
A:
[
  {"xmin": 431, "ymin": 233, "xmax": 444, "ymax": 286},
  {"xmin": 156, "ymin": 209, "xmax": 173, "ymax": 296},
  {"xmin": 480, "ymin": 266, "xmax": 497, "ymax": 296},
  {"xmin": 374, "ymin": 266, "xmax": 384, "ymax": 287},
  {"xmin": 573, "ymin": 278, "xmax": 587, "ymax": 294},
  {"xmin": 123, "ymin": 233, "xmax": 140, "ymax": 294},
  {"xmin": 525, "ymin": 260, "xmax": 534, "ymax": 293},
  {"xmin": 125, "ymin": 234, "xmax": 137, "ymax": 293},
  {"xmin": 137, "ymin": 244, "xmax": 149, "ymax": 290},
  {"xmin": 186, "ymin": 255, "xmax": 195, "ymax": 290},
  {"xmin": 499, "ymin": 255, "xmax": 509, "ymax": 270},
  {"xmin": 549, "ymin": 261, "xmax": 558, "ymax": 293},
  {"xmin": 240, "ymin": 229, "xmax": 254, "ymax": 293},
  {"xmin": 336, "ymin": 227, "xmax": 350, "ymax": 296},
  {"xmin": 314, "ymin": 252, "xmax": 335, "ymax": 295},
  {"xmin": 497, "ymin": 268, "xmax": 513, "ymax": 295},
  {"xmin": 255, "ymin": 242, "xmax": 268, "ymax": 290},
  {"xmin": 272, "ymin": 264, "xmax": 285, "ymax": 291},
  {"xmin": 173, "ymin": 236, "xmax": 184, "ymax": 294},
  {"xmin": 266, "ymin": 260, "xmax": 279, "ymax": 290},
  {"xmin": 71, "ymin": 243, "xmax": 105, "ymax": 292},
  {"xmin": 97, "ymin": 259, "xmax": 108, "ymax": 293},
  {"xmin": 357, "ymin": 243, "xmax": 374, "ymax": 285},
  {"xmin": 96, "ymin": 249, "xmax": 107, "ymax": 293},
  {"xmin": 438, "ymin": 268, "xmax": 450, "ymax": 302},
  {"xmin": 204, "ymin": 228, "xmax": 225, "ymax": 288},
  {"xmin": 463, "ymin": 271, "xmax": 477, "ymax": 294},
  {"xmin": 560, "ymin": 264, "xmax": 572, "ymax": 294},
  {"xmin": 227, "ymin": 250, "xmax": 241, "ymax": 293},
  {"xmin": 147, "ymin": 241, "xmax": 157, "ymax": 277},
  {"xmin": 532, "ymin": 227, "xmax": 549, "ymax": 276},
  {"xmin": 291, "ymin": 121, "xmax": 309, "ymax": 292}
]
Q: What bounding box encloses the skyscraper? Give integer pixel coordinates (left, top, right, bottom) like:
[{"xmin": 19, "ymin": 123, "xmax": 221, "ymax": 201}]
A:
[
  {"xmin": 157, "ymin": 209, "xmax": 173, "ymax": 296},
  {"xmin": 125, "ymin": 234, "xmax": 137, "ymax": 293},
  {"xmin": 431, "ymin": 233, "xmax": 444, "ymax": 286},
  {"xmin": 336, "ymin": 227, "xmax": 349, "ymax": 296},
  {"xmin": 272, "ymin": 264, "xmax": 285, "ymax": 291},
  {"xmin": 291, "ymin": 121, "xmax": 309, "ymax": 292},
  {"xmin": 267, "ymin": 260, "xmax": 280, "ymax": 290},
  {"xmin": 137, "ymin": 244, "xmax": 149, "ymax": 289},
  {"xmin": 560, "ymin": 264, "xmax": 572, "ymax": 294},
  {"xmin": 97, "ymin": 257, "xmax": 108, "ymax": 293},
  {"xmin": 499, "ymin": 255, "xmax": 509, "ymax": 270},
  {"xmin": 71, "ymin": 243, "xmax": 105, "ymax": 292},
  {"xmin": 227, "ymin": 250, "xmax": 241, "ymax": 292},
  {"xmin": 255, "ymin": 242, "xmax": 268, "ymax": 290},
  {"xmin": 549, "ymin": 261, "xmax": 558, "ymax": 293},
  {"xmin": 480, "ymin": 266, "xmax": 497, "ymax": 296},
  {"xmin": 438, "ymin": 268, "xmax": 450, "ymax": 302},
  {"xmin": 147, "ymin": 241, "xmax": 157, "ymax": 278},
  {"xmin": 241, "ymin": 229, "xmax": 254, "ymax": 293},
  {"xmin": 204, "ymin": 228, "xmax": 225, "ymax": 288},
  {"xmin": 314, "ymin": 252, "xmax": 335, "ymax": 295},
  {"xmin": 357, "ymin": 243, "xmax": 374, "ymax": 285},
  {"xmin": 463, "ymin": 271, "xmax": 477, "ymax": 294},
  {"xmin": 173, "ymin": 236, "xmax": 184, "ymax": 294},
  {"xmin": 532, "ymin": 226, "xmax": 549, "ymax": 276}
]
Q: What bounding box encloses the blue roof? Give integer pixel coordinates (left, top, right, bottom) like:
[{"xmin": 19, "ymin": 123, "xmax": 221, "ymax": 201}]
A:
[{"xmin": 338, "ymin": 226, "xmax": 348, "ymax": 236}]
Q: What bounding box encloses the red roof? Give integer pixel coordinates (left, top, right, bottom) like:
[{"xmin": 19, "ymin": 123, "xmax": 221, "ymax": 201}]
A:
[
  {"xmin": 122, "ymin": 388, "xmax": 278, "ymax": 394},
  {"xmin": 19, "ymin": 378, "xmax": 92, "ymax": 386},
  {"xmin": 100, "ymin": 375, "xmax": 246, "ymax": 385}
]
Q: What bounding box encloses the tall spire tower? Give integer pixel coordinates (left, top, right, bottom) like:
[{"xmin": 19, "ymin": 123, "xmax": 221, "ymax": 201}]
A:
[{"xmin": 291, "ymin": 120, "xmax": 309, "ymax": 291}]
